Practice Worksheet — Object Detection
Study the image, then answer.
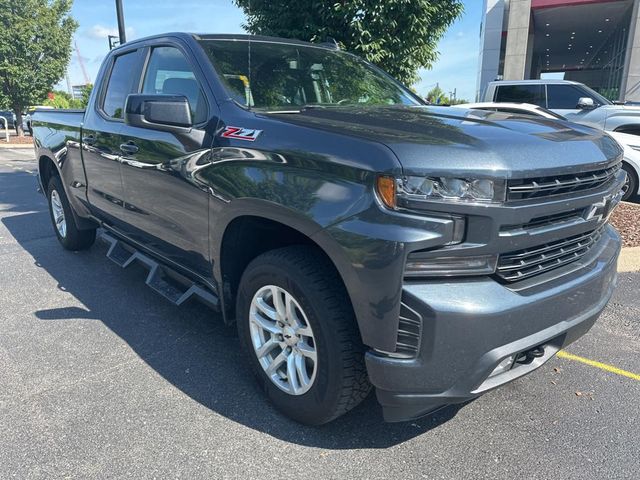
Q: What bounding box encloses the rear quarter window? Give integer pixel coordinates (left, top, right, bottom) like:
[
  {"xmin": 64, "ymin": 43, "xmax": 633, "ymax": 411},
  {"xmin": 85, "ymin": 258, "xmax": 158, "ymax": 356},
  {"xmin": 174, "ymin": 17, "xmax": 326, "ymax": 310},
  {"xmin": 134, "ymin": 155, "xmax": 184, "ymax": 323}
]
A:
[{"xmin": 494, "ymin": 84, "xmax": 545, "ymax": 107}]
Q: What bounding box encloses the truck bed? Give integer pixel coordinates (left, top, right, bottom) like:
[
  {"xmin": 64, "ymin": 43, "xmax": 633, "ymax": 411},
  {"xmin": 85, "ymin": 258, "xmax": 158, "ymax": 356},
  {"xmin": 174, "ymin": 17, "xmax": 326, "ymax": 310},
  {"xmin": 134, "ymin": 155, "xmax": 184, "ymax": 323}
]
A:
[
  {"xmin": 31, "ymin": 108, "xmax": 84, "ymax": 130},
  {"xmin": 31, "ymin": 109, "xmax": 84, "ymax": 155}
]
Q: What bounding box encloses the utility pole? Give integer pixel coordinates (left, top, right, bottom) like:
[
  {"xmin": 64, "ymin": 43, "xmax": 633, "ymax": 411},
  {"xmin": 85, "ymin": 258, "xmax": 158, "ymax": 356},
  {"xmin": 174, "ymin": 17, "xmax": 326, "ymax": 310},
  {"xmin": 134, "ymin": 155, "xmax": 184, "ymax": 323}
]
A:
[{"xmin": 115, "ymin": 0, "xmax": 126, "ymax": 44}]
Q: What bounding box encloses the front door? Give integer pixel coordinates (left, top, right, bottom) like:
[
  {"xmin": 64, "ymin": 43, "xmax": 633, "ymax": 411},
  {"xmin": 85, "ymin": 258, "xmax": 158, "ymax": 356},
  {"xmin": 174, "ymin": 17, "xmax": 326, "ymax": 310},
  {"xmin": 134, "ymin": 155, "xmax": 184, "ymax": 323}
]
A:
[
  {"xmin": 546, "ymin": 84, "xmax": 600, "ymax": 127},
  {"xmin": 118, "ymin": 45, "xmax": 215, "ymax": 279}
]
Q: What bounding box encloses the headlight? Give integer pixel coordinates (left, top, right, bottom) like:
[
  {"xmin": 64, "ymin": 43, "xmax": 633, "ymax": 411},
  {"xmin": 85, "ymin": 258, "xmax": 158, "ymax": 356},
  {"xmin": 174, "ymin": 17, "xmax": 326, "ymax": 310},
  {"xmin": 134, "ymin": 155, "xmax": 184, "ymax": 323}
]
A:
[{"xmin": 399, "ymin": 176, "xmax": 505, "ymax": 203}]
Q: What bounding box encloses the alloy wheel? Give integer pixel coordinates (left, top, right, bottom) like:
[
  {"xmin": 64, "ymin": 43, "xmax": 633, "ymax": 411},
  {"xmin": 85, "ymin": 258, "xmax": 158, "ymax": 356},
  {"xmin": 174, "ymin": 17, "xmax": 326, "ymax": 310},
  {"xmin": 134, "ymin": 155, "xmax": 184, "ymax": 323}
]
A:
[
  {"xmin": 50, "ymin": 190, "xmax": 67, "ymax": 238},
  {"xmin": 249, "ymin": 285, "xmax": 318, "ymax": 395}
]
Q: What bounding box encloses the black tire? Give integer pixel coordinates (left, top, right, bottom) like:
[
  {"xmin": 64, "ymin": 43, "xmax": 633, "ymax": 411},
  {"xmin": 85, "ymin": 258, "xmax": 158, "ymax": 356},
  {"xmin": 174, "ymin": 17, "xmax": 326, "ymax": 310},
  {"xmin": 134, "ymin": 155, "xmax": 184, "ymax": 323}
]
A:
[
  {"xmin": 236, "ymin": 246, "xmax": 371, "ymax": 425},
  {"xmin": 622, "ymin": 163, "xmax": 638, "ymax": 202},
  {"xmin": 47, "ymin": 175, "xmax": 96, "ymax": 251}
]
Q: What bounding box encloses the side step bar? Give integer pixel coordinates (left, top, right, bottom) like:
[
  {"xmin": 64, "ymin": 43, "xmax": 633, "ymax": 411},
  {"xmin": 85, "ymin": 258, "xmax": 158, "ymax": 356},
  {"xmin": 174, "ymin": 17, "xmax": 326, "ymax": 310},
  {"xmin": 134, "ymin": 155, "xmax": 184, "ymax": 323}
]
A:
[{"xmin": 99, "ymin": 232, "xmax": 219, "ymax": 309}]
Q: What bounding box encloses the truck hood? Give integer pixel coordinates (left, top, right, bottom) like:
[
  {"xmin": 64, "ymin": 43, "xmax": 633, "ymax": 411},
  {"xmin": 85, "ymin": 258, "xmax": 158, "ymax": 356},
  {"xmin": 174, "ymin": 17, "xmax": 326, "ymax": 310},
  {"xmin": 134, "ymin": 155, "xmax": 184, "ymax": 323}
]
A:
[
  {"xmin": 265, "ymin": 105, "xmax": 622, "ymax": 178},
  {"xmin": 601, "ymin": 103, "xmax": 640, "ymax": 124}
]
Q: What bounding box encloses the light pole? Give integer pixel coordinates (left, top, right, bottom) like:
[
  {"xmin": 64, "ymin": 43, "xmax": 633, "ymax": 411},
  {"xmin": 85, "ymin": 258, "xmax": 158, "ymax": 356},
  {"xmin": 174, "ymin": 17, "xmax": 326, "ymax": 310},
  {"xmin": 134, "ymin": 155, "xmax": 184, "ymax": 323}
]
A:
[{"xmin": 115, "ymin": 0, "xmax": 126, "ymax": 45}]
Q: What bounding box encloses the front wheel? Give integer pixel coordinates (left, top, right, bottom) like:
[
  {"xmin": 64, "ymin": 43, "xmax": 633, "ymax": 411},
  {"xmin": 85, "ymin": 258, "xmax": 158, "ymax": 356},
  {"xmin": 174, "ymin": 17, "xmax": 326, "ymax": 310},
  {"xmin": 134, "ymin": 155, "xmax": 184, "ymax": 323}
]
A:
[
  {"xmin": 621, "ymin": 163, "xmax": 638, "ymax": 202},
  {"xmin": 47, "ymin": 175, "xmax": 96, "ymax": 251},
  {"xmin": 236, "ymin": 246, "xmax": 371, "ymax": 425}
]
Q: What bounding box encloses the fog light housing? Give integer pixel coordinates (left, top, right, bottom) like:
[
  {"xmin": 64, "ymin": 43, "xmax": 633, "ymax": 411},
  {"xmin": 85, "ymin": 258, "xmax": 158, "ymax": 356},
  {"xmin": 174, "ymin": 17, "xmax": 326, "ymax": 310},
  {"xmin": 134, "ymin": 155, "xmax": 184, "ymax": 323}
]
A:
[{"xmin": 404, "ymin": 254, "xmax": 498, "ymax": 277}]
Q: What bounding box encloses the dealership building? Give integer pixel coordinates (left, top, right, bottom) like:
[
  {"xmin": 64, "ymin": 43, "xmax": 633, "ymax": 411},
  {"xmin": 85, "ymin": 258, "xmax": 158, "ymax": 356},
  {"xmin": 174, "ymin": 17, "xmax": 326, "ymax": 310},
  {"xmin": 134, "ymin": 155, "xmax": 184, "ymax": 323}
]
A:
[{"xmin": 477, "ymin": 0, "xmax": 640, "ymax": 101}]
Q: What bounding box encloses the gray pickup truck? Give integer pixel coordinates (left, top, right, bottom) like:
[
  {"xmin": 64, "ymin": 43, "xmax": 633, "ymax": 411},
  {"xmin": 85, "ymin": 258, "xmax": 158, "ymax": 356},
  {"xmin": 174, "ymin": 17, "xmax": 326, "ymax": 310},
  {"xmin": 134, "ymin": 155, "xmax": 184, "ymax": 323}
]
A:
[
  {"xmin": 32, "ymin": 33, "xmax": 624, "ymax": 424},
  {"xmin": 485, "ymin": 79, "xmax": 640, "ymax": 134}
]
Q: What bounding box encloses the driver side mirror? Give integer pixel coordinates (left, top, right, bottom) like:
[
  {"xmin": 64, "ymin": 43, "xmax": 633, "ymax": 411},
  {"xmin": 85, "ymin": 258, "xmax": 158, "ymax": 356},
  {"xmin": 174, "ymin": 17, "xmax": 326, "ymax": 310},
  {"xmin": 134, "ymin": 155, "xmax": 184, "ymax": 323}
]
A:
[
  {"xmin": 124, "ymin": 94, "xmax": 192, "ymax": 133},
  {"xmin": 577, "ymin": 97, "xmax": 595, "ymax": 110}
]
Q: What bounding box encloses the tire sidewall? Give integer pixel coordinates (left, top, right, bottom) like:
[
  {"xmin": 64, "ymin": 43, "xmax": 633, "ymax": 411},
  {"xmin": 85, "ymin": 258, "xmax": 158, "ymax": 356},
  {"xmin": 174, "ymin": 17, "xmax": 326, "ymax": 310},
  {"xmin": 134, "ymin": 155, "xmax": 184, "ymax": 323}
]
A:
[
  {"xmin": 237, "ymin": 260, "xmax": 345, "ymax": 424},
  {"xmin": 47, "ymin": 176, "xmax": 73, "ymax": 248},
  {"xmin": 622, "ymin": 164, "xmax": 637, "ymax": 202}
]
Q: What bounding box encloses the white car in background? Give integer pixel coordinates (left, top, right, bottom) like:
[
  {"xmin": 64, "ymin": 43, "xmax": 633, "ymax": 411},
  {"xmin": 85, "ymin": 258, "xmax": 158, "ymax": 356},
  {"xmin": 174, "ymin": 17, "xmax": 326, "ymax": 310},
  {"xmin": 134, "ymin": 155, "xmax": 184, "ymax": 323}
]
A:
[{"xmin": 455, "ymin": 102, "xmax": 640, "ymax": 202}]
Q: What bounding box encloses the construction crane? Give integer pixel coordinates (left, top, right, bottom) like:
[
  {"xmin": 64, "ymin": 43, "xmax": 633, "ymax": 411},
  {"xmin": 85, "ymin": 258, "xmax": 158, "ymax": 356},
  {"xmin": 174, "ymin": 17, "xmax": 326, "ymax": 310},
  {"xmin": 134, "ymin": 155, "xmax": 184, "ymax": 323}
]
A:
[{"xmin": 74, "ymin": 39, "xmax": 90, "ymax": 85}]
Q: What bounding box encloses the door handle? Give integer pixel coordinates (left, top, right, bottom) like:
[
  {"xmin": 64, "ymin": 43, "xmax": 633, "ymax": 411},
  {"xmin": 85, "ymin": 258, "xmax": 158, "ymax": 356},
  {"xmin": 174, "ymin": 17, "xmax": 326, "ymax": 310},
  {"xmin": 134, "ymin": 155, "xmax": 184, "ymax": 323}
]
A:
[
  {"xmin": 82, "ymin": 135, "xmax": 96, "ymax": 145},
  {"xmin": 119, "ymin": 142, "xmax": 139, "ymax": 155}
]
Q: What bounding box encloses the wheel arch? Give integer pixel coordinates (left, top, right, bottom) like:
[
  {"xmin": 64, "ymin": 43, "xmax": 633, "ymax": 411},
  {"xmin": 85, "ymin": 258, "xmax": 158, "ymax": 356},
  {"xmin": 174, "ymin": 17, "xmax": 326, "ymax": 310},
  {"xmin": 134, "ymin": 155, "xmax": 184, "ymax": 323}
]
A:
[
  {"xmin": 213, "ymin": 203, "xmax": 360, "ymax": 336},
  {"xmin": 38, "ymin": 153, "xmax": 60, "ymax": 192}
]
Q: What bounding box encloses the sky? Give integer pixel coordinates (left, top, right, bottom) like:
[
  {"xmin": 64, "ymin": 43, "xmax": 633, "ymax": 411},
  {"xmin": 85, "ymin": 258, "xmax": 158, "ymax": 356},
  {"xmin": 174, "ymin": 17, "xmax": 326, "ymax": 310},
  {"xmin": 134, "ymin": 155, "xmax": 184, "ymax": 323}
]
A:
[{"xmin": 64, "ymin": 0, "xmax": 482, "ymax": 101}]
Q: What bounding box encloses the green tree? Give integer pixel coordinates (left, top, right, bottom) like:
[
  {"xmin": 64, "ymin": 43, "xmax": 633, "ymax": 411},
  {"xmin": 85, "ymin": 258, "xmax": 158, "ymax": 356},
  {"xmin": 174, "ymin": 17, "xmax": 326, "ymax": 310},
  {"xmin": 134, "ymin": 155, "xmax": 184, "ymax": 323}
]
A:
[
  {"xmin": 233, "ymin": 0, "xmax": 464, "ymax": 85},
  {"xmin": 0, "ymin": 0, "xmax": 78, "ymax": 135},
  {"xmin": 425, "ymin": 85, "xmax": 468, "ymax": 105},
  {"xmin": 425, "ymin": 85, "xmax": 448, "ymax": 105},
  {"xmin": 43, "ymin": 90, "xmax": 71, "ymax": 108},
  {"xmin": 79, "ymin": 84, "xmax": 93, "ymax": 108}
]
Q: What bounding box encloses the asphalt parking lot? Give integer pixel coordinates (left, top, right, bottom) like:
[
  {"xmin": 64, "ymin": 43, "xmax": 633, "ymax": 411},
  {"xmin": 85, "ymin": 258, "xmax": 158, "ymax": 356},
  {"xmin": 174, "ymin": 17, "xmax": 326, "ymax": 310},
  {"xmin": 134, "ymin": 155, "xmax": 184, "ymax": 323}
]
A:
[{"xmin": 0, "ymin": 148, "xmax": 638, "ymax": 479}]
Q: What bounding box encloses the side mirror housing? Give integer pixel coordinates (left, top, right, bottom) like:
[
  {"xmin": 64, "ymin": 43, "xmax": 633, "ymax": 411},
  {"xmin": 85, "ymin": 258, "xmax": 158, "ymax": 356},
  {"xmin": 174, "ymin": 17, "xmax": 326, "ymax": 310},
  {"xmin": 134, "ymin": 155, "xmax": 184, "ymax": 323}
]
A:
[
  {"xmin": 577, "ymin": 97, "xmax": 596, "ymax": 110},
  {"xmin": 124, "ymin": 94, "xmax": 192, "ymax": 133}
]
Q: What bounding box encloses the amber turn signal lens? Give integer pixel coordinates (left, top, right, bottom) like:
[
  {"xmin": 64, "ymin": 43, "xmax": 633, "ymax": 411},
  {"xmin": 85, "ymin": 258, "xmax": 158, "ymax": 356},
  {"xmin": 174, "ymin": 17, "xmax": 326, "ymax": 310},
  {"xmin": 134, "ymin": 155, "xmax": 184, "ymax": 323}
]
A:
[{"xmin": 376, "ymin": 176, "xmax": 397, "ymax": 209}]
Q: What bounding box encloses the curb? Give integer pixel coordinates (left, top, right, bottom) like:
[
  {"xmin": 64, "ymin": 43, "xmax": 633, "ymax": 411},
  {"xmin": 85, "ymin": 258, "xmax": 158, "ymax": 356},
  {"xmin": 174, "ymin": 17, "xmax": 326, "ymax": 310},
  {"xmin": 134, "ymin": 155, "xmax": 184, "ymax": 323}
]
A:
[
  {"xmin": 619, "ymin": 247, "xmax": 640, "ymax": 273},
  {"xmin": 0, "ymin": 143, "xmax": 34, "ymax": 149}
]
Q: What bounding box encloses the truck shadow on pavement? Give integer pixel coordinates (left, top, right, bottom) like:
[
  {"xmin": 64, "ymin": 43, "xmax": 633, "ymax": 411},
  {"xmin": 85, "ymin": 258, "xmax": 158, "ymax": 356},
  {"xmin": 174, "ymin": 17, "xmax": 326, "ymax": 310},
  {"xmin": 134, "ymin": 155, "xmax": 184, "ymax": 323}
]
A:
[{"xmin": 1, "ymin": 173, "xmax": 466, "ymax": 450}]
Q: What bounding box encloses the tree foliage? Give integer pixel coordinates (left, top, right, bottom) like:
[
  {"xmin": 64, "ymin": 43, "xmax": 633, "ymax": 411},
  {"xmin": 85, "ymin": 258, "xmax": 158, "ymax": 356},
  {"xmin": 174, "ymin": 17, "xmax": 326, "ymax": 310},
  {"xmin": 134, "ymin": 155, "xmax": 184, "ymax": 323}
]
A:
[
  {"xmin": 43, "ymin": 90, "xmax": 74, "ymax": 108},
  {"xmin": 80, "ymin": 83, "xmax": 93, "ymax": 108},
  {"xmin": 42, "ymin": 84, "xmax": 92, "ymax": 109},
  {"xmin": 0, "ymin": 0, "xmax": 77, "ymax": 134},
  {"xmin": 233, "ymin": 0, "xmax": 464, "ymax": 85},
  {"xmin": 425, "ymin": 85, "xmax": 467, "ymax": 105}
]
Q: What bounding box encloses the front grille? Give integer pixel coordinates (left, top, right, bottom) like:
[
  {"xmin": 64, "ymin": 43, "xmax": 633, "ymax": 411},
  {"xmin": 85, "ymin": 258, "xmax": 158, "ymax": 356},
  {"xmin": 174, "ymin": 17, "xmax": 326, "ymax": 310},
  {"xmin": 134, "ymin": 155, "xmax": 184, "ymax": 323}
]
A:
[
  {"xmin": 496, "ymin": 227, "xmax": 604, "ymax": 282},
  {"xmin": 507, "ymin": 163, "xmax": 620, "ymax": 201},
  {"xmin": 394, "ymin": 301, "xmax": 423, "ymax": 358}
]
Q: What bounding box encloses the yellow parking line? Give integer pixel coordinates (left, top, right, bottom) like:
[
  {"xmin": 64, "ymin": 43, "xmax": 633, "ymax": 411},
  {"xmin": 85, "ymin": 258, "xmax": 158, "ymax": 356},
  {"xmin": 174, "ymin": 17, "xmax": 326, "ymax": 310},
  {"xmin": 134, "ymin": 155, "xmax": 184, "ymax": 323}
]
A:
[{"xmin": 557, "ymin": 351, "xmax": 640, "ymax": 381}]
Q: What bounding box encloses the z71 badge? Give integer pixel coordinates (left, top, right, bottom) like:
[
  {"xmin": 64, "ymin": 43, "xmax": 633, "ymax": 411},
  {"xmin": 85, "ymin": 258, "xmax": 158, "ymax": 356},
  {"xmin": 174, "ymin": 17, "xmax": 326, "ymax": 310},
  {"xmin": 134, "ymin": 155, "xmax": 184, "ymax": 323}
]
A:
[{"xmin": 220, "ymin": 126, "xmax": 262, "ymax": 141}]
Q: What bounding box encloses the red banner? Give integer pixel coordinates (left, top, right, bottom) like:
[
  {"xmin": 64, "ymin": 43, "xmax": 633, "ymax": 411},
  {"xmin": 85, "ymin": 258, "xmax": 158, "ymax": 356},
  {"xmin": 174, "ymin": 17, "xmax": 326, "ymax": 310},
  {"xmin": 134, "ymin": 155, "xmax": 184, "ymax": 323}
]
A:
[{"xmin": 532, "ymin": 0, "xmax": 622, "ymax": 9}]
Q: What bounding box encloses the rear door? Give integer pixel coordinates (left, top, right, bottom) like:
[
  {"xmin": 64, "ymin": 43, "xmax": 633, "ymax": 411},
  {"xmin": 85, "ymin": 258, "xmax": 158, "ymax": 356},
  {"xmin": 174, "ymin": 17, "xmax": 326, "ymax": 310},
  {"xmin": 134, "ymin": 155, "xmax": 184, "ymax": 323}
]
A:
[
  {"xmin": 82, "ymin": 48, "xmax": 142, "ymax": 227},
  {"xmin": 117, "ymin": 43, "xmax": 216, "ymax": 278}
]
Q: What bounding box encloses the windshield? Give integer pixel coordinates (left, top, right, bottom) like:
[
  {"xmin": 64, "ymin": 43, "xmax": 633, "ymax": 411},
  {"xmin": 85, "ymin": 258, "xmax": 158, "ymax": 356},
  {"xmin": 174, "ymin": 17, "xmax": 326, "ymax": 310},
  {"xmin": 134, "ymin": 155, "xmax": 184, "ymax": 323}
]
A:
[{"xmin": 198, "ymin": 39, "xmax": 422, "ymax": 110}]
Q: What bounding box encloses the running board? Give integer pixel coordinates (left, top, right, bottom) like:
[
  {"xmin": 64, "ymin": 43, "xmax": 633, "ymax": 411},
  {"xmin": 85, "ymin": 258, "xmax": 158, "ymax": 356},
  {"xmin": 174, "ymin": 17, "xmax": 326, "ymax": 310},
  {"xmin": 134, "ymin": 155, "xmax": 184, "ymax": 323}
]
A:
[{"xmin": 99, "ymin": 232, "xmax": 219, "ymax": 309}]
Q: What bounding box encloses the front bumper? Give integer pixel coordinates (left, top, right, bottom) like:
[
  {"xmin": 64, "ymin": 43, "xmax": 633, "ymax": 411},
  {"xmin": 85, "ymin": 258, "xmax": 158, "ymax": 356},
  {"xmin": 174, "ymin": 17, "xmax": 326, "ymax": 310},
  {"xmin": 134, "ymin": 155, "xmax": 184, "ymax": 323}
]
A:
[{"xmin": 366, "ymin": 225, "xmax": 621, "ymax": 422}]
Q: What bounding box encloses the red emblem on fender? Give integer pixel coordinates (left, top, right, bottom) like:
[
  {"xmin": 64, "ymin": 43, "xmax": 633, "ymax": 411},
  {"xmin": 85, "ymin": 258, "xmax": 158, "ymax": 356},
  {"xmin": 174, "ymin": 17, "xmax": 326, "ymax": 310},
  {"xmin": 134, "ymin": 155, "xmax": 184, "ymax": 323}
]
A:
[{"xmin": 220, "ymin": 126, "xmax": 262, "ymax": 141}]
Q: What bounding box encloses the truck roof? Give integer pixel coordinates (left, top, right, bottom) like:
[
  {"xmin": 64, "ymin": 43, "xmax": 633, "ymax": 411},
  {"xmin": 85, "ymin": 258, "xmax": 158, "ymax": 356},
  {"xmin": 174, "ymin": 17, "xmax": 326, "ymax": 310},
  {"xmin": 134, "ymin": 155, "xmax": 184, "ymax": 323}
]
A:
[
  {"xmin": 111, "ymin": 32, "xmax": 340, "ymax": 52},
  {"xmin": 488, "ymin": 79, "xmax": 583, "ymax": 86}
]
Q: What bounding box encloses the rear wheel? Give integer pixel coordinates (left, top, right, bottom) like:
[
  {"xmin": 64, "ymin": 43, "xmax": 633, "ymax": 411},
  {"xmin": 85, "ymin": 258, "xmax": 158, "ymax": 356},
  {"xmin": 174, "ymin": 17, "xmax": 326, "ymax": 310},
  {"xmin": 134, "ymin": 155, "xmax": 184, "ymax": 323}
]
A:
[
  {"xmin": 47, "ymin": 175, "xmax": 96, "ymax": 251},
  {"xmin": 622, "ymin": 163, "xmax": 638, "ymax": 202},
  {"xmin": 236, "ymin": 246, "xmax": 371, "ymax": 425}
]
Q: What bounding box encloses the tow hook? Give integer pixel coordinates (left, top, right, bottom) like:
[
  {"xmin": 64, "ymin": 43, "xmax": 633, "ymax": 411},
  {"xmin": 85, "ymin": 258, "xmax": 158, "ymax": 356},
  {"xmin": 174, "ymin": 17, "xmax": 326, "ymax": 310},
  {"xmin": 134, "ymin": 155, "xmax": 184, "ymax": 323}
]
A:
[{"xmin": 515, "ymin": 345, "xmax": 545, "ymax": 365}]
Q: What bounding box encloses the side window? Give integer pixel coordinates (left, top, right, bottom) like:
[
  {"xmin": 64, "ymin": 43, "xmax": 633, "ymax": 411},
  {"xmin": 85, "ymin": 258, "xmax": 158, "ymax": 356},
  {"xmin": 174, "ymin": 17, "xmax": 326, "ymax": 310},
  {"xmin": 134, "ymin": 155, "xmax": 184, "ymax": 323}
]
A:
[
  {"xmin": 494, "ymin": 85, "xmax": 545, "ymax": 107},
  {"xmin": 102, "ymin": 51, "xmax": 139, "ymax": 119},
  {"xmin": 142, "ymin": 46, "xmax": 207, "ymax": 124},
  {"xmin": 547, "ymin": 85, "xmax": 591, "ymax": 109}
]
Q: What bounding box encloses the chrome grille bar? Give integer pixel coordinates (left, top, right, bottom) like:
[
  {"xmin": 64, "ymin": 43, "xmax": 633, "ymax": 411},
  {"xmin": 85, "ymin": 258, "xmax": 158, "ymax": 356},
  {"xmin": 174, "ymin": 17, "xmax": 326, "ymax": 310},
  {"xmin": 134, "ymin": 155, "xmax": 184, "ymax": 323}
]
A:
[
  {"xmin": 496, "ymin": 227, "xmax": 604, "ymax": 282},
  {"xmin": 507, "ymin": 163, "xmax": 620, "ymax": 200}
]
